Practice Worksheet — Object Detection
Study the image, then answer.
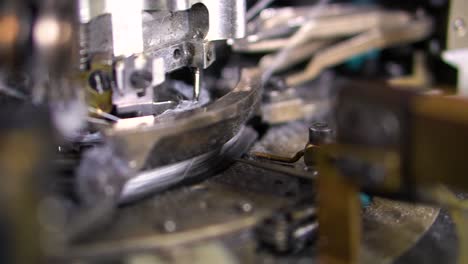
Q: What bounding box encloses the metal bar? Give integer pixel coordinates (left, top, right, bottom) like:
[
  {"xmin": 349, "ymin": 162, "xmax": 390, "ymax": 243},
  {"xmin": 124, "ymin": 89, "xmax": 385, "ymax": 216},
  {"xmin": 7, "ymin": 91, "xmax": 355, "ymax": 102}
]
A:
[
  {"xmin": 235, "ymin": 158, "xmax": 314, "ymax": 180},
  {"xmin": 251, "ymin": 149, "xmax": 305, "ymax": 163}
]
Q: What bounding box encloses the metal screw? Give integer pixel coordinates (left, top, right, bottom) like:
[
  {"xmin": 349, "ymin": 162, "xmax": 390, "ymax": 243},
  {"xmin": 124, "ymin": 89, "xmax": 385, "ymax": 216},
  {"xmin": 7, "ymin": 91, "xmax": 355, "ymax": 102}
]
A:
[
  {"xmin": 453, "ymin": 18, "xmax": 467, "ymax": 37},
  {"xmin": 88, "ymin": 70, "xmax": 111, "ymax": 94},
  {"xmin": 236, "ymin": 201, "xmax": 253, "ymax": 214},
  {"xmin": 309, "ymin": 122, "xmax": 332, "ymax": 145},
  {"xmin": 162, "ymin": 220, "xmax": 177, "ymax": 233}
]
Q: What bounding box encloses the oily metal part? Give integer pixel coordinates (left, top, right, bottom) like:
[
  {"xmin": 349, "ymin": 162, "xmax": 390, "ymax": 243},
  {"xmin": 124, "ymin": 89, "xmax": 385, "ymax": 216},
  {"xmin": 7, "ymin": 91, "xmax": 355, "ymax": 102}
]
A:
[
  {"xmin": 56, "ymin": 121, "xmax": 438, "ymax": 263},
  {"xmin": 249, "ymin": 4, "xmax": 376, "ymax": 36},
  {"xmin": 235, "ymin": 7, "xmax": 410, "ymax": 53},
  {"xmin": 251, "ymin": 121, "xmax": 311, "ymax": 175},
  {"xmin": 58, "ymin": 124, "xmax": 310, "ymax": 262},
  {"xmin": 68, "ymin": 127, "xmax": 257, "ymax": 243},
  {"xmin": 107, "ymin": 68, "xmax": 262, "ymax": 171},
  {"xmin": 286, "ymin": 16, "xmax": 433, "ymax": 86},
  {"xmin": 60, "ymin": 168, "xmax": 303, "ymax": 261},
  {"xmin": 261, "ymin": 73, "xmax": 335, "ymax": 125},
  {"xmin": 120, "ymin": 127, "xmax": 258, "ymax": 203},
  {"xmin": 252, "ymin": 121, "xmax": 440, "ymax": 263},
  {"xmin": 64, "ymin": 215, "xmax": 261, "ymax": 260},
  {"xmin": 79, "ymin": 0, "xmax": 246, "ymax": 41},
  {"xmin": 361, "ymin": 198, "xmax": 439, "ymax": 264}
]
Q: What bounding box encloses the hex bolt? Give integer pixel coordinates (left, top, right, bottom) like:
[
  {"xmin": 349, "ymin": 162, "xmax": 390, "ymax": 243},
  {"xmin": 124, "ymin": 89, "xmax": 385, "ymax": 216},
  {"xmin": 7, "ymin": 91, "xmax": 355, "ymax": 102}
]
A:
[{"xmin": 309, "ymin": 122, "xmax": 333, "ymax": 145}]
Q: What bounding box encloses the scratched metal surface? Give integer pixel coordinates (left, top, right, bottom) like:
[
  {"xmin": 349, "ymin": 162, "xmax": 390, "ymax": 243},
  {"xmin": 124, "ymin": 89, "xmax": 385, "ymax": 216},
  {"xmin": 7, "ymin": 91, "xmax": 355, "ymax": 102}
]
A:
[{"xmin": 73, "ymin": 120, "xmax": 455, "ymax": 263}]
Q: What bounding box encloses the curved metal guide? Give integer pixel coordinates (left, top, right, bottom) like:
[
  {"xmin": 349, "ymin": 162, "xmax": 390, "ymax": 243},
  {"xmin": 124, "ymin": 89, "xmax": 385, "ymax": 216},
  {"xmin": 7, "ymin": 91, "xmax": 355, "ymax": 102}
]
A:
[
  {"xmin": 120, "ymin": 126, "xmax": 258, "ymax": 203},
  {"xmin": 106, "ymin": 68, "xmax": 262, "ymax": 171}
]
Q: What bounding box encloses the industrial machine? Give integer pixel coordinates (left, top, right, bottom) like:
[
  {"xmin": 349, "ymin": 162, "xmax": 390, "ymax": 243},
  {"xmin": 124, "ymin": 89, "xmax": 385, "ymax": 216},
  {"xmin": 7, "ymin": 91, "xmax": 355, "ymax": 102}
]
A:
[{"xmin": 0, "ymin": 0, "xmax": 467, "ymax": 263}]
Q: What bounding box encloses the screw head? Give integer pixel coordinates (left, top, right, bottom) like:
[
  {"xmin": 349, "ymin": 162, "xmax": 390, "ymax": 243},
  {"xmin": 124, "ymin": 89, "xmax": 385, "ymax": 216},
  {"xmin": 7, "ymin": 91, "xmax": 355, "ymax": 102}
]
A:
[
  {"xmin": 309, "ymin": 122, "xmax": 333, "ymax": 145},
  {"xmin": 454, "ymin": 18, "xmax": 467, "ymax": 37},
  {"xmin": 162, "ymin": 220, "xmax": 177, "ymax": 233},
  {"xmin": 236, "ymin": 201, "xmax": 254, "ymax": 214},
  {"xmin": 88, "ymin": 70, "xmax": 111, "ymax": 94}
]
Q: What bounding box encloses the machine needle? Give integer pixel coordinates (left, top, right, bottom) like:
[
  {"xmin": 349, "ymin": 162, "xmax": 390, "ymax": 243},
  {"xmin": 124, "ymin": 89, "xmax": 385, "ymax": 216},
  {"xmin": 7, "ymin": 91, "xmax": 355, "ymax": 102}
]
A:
[{"xmin": 194, "ymin": 67, "xmax": 202, "ymax": 101}]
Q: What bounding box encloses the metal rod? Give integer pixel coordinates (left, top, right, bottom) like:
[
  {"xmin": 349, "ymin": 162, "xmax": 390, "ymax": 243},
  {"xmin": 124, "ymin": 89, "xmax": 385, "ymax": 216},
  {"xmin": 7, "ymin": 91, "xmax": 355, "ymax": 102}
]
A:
[
  {"xmin": 193, "ymin": 67, "xmax": 201, "ymax": 101},
  {"xmin": 251, "ymin": 149, "xmax": 305, "ymax": 163},
  {"xmin": 88, "ymin": 107, "xmax": 120, "ymax": 122},
  {"xmin": 236, "ymin": 158, "xmax": 314, "ymax": 180}
]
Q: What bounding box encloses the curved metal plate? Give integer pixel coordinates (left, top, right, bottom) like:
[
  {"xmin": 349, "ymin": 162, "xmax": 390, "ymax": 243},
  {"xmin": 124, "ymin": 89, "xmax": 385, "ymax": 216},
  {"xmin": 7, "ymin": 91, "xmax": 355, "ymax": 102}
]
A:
[
  {"xmin": 107, "ymin": 68, "xmax": 262, "ymax": 170},
  {"xmin": 362, "ymin": 198, "xmax": 439, "ymax": 264}
]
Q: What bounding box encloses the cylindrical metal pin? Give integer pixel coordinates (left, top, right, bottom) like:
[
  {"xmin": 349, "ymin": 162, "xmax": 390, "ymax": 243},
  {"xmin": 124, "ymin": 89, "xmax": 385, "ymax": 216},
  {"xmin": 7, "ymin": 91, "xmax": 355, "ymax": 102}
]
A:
[{"xmin": 193, "ymin": 67, "xmax": 202, "ymax": 100}]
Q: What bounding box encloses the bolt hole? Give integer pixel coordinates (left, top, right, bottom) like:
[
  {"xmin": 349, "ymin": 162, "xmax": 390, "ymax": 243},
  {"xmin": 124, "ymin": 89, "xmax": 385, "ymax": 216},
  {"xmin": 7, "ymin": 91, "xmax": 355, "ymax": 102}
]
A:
[
  {"xmin": 284, "ymin": 191, "xmax": 296, "ymax": 197},
  {"xmin": 173, "ymin": 49, "xmax": 182, "ymax": 60},
  {"xmin": 274, "ymin": 180, "xmax": 283, "ymax": 185}
]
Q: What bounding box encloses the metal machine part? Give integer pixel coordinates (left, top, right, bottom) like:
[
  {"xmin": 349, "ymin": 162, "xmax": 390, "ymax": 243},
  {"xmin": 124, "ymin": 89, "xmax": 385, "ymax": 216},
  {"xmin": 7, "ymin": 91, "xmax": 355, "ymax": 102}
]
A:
[
  {"xmin": 256, "ymin": 201, "xmax": 318, "ymax": 253},
  {"xmin": 308, "ymin": 82, "xmax": 468, "ymax": 264},
  {"xmin": 235, "ymin": 4, "xmax": 432, "ymax": 85},
  {"xmin": 0, "ymin": 0, "xmax": 465, "ymax": 264},
  {"xmin": 285, "ymin": 15, "xmax": 432, "ymax": 87},
  {"xmin": 72, "ymin": 0, "xmax": 262, "ymax": 208},
  {"xmin": 120, "ymin": 126, "xmax": 258, "ymax": 203},
  {"xmin": 80, "ymin": 0, "xmax": 246, "ymax": 115},
  {"xmin": 235, "ymin": 5, "xmax": 405, "ymax": 53},
  {"xmin": 106, "ymin": 68, "xmax": 262, "ymax": 171},
  {"xmin": 232, "ymin": 3, "xmax": 433, "ymax": 127},
  {"xmin": 47, "ymin": 119, "xmax": 441, "ymax": 264}
]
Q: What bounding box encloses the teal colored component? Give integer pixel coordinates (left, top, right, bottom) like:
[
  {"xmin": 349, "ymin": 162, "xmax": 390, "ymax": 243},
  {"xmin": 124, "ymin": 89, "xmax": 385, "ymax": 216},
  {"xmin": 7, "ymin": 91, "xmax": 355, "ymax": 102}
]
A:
[
  {"xmin": 360, "ymin": 193, "xmax": 372, "ymax": 207},
  {"xmin": 345, "ymin": 49, "xmax": 380, "ymax": 72},
  {"xmin": 345, "ymin": 0, "xmax": 377, "ymax": 72}
]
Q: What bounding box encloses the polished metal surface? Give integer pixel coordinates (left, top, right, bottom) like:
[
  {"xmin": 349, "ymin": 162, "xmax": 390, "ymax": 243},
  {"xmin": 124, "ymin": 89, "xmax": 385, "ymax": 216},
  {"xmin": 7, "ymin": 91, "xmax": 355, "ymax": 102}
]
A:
[
  {"xmin": 285, "ymin": 15, "xmax": 432, "ymax": 86},
  {"xmin": 81, "ymin": 0, "xmax": 246, "ymax": 115},
  {"xmin": 80, "ymin": 0, "xmax": 246, "ymax": 41},
  {"xmin": 0, "ymin": 1, "xmax": 460, "ymax": 264},
  {"xmin": 361, "ymin": 199, "xmax": 439, "ymax": 264},
  {"xmin": 120, "ymin": 126, "xmax": 257, "ymax": 203},
  {"xmin": 60, "ymin": 121, "xmax": 440, "ymax": 263},
  {"xmin": 107, "ymin": 68, "xmax": 262, "ymax": 171}
]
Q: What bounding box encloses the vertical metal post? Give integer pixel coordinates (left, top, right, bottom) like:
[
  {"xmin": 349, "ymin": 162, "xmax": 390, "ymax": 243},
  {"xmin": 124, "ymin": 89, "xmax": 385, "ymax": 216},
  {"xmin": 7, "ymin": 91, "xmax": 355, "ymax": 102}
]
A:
[{"xmin": 194, "ymin": 67, "xmax": 202, "ymax": 100}]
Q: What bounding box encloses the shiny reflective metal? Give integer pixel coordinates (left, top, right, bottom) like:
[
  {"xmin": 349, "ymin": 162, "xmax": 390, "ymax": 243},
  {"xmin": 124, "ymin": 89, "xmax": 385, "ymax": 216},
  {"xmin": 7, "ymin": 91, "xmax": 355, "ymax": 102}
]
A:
[
  {"xmin": 286, "ymin": 15, "xmax": 432, "ymax": 86},
  {"xmin": 120, "ymin": 127, "xmax": 257, "ymax": 203},
  {"xmin": 234, "ymin": 4, "xmax": 432, "ymax": 88},
  {"xmin": 80, "ymin": 0, "xmax": 246, "ymax": 41},
  {"xmin": 80, "ymin": 0, "xmax": 246, "ymax": 115},
  {"xmin": 107, "ymin": 68, "xmax": 262, "ymax": 171},
  {"xmin": 235, "ymin": 7, "xmax": 409, "ymax": 53},
  {"xmin": 309, "ymin": 122, "xmax": 332, "ymax": 145}
]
